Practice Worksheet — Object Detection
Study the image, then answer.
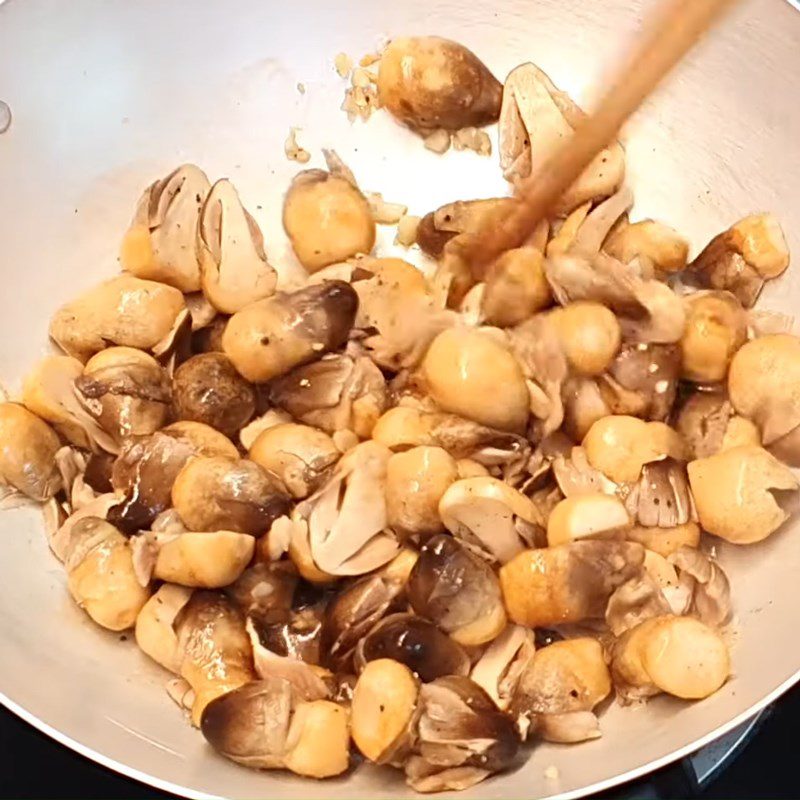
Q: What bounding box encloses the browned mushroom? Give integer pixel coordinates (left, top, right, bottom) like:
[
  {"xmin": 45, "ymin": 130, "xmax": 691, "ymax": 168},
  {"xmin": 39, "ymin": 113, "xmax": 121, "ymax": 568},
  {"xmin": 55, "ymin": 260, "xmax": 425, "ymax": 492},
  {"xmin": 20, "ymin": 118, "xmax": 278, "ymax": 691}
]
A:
[
  {"xmin": 224, "ymin": 562, "xmax": 299, "ymax": 622},
  {"xmin": 172, "ymin": 353, "xmax": 256, "ymax": 437},
  {"xmin": 407, "ymin": 534, "xmax": 507, "ymax": 646}
]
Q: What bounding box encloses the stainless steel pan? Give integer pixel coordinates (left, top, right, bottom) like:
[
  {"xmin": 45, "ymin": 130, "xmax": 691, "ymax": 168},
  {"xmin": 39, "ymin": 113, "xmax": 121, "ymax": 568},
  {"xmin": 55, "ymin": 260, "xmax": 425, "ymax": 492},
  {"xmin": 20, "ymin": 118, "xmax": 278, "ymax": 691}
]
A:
[{"xmin": 0, "ymin": 0, "xmax": 798, "ymax": 797}]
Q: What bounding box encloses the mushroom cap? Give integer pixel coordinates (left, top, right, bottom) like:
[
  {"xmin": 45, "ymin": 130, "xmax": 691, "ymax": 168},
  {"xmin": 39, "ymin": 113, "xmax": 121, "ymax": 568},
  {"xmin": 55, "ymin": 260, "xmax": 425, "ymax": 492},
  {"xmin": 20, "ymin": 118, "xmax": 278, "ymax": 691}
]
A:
[
  {"xmin": 688, "ymin": 445, "xmax": 798, "ymax": 544},
  {"xmin": 547, "ymin": 492, "xmax": 631, "ymax": 547},
  {"xmin": 172, "ymin": 352, "xmax": 256, "ymax": 437},
  {"xmin": 421, "ymin": 327, "xmax": 530, "ymax": 433},
  {"xmin": 135, "ymin": 583, "xmax": 194, "ymax": 673},
  {"xmin": 224, "ymin": 562, "xmax": 298, "ymax": 621},
  {"xmin": 377, "ymin": 37, "xmax": 502, "ymax": 132},
  {"xmin": 0, "ymin": 402, "xmax": 62, "ymax": 501},
  {"xmin": 551, "ymin": 301, "xmax": 621, "ymax": 376}
]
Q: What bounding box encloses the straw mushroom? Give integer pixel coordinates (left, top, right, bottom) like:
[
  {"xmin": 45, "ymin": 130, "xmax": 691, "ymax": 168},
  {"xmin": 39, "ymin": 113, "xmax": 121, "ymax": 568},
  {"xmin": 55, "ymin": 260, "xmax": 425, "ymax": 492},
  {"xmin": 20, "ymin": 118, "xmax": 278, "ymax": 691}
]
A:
[
  {"xmin": 172, "ymin": 456, "xmax": 292, "ymax": 535},
  {"xmin": 510, "ymin": 638, "xmax": 611, "ymax": 742},
  {"xmin": 626, "ymin": 522, "xmax": 701, "ymax": 559},
  {"xmin": 611, "ymin": 615, "xmax": 730, "ymax": 701},
  {"xmin": 64, "ymin": 517, "xmax": 151, "ymax": 631},
  {"xmin": 283, "ymin": 169, "xmax": 375, "ymax": 272},
  {"xmin": 176, "ymin": 591, "xmax": 256, "ymax": 725},
  {"xmin": 74, "ymin": 347, "xmax": 171, "ymax": 444},
  {"xmin": 198, "ymin": 179, "xmax": 278, "ymax": 313},
  {"xmin": 546, "ymin": 493, "xmax": 631, "ymax": 547},
  {"xmin": 386, "ymin": 446, "xmax": 458, "ymax": 539},
  {"xmin": 551, "ymin": 301, "xmax": 621, "ymax": 376},
  {"xmin": 688, "ymin": 214, "xmax": 790, "ymax": 308},
  {"xmin": 135, "ymin": 583, "xmax": 194, "ymax": 673},
  {"xmin": 269, "ymin": 353, "xmax": 387, "ymax": 439},
  {"xmin": 49, "ymin": 275, "xmax": 185, "ymax": 362},
  {"xmin": 420, "ymin": 327, "xmax": 530, "ymax": 433},
  {"xmin": 407, "ymin": 534, "xmax": 507, "ymax": 646},
  {"xmin": 438, "ymin": 477, "xmax": 544, "ymax": 563},
  {"xmin": 481, "ymin": 247, "xmax": 552, "ymax": 327},
  {"xmin": 470, "ymin": 625, "xmax": 535, "ymax": 711},
  {"xmin": 172, "ymin": 353, "xmax": 256, "ymax": 437},
  {"xmin": 499, "ymin": 540, "xmax": 645, "ymax": 628},
  {"xmin": 687, "ymin": 445, "xmax": 798, "ymax": 544},
  {"xmin": 604, "ymin": 219, "xmax": 689, "ymax": 275},
  {"xmin": 679, "ymin": 292, "xmax": 747, "ymax": 383},
  {"xmin": 377, "ymin": 37, "xmax": 502, "ymax": 132},
  {"xmin": 224, "ymin": 562, "xmax": 298, "ymax": 622},
  {"xmin": 120, "ymin": 164, "xmax": 210, "ymax": 292},
  {"xmin": 248, "ymin": 423, "xmax": 339, "ymax": 500},
  {"xmin": 356, "ymin": 613, "xmax": 470, "ymax": 681},
  {"xmin": 0, "ymin": 403, "xmax": 62, "ymax": 501},
  {"xmin": 222, "ymin": 281, "xmax": 358, "ymax": 383},
  {"xmin": 405, "ymin": 676, "xmax": 520, "ymax": 792}
]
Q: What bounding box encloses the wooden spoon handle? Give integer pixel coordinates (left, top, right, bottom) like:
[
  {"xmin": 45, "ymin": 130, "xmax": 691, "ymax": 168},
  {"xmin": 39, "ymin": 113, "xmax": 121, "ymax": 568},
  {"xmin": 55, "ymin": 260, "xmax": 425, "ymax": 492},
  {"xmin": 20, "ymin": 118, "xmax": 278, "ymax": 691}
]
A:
[{"xmin": 466, "ymin": 0, "xmax": 737, "ymax": 271}]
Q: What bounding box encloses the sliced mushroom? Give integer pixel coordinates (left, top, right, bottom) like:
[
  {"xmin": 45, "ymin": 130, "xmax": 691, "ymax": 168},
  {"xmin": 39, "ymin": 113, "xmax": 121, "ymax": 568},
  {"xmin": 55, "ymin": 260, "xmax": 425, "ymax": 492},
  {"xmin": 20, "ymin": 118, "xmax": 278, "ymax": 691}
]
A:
[
  {"xmin": 481, "ymin": 247, "xmax": 552, "ymax": 327},
  {"xmin": 611, "ymin": 615, "xmax": 730, "ymax": 701},
  {"xmin": 688, "ymin": 445, "xmax": 798, "ymax": 544},
  {"xmin": 439, "ymin": 477, "xmax": 543, "ymax": 563},
  {"xmin": 407, "ymin": 534, "xmax": 507, "ymax": 646},
  {"xmin": 151, "ymin": 530, "xmax": 255, "ymax": 588},
  {"xmin": 510, "ymin": 638, "xmax": 611, "ymax": 742},
  {"xmin": 283, "ymin": 168, "xmax": 375, "ymax": 272},
  {"xmin": 120, "ymin": 164, "xmax": 210, "ymax": 292},
  {"xmin": 470, "ymin": 625, "xmax": 535, "ymax": 711},
  {"xmin": 421, "ymin": 327, "xmax": 530, "ymax": 433},
  {"xmin": 64, "ymin": 517, "xmax": 151, "ymax": 631},
  {"xmin": 222, "ymin": 281, "xmax": 358, "ymax": 383},
  {"xmin": 198, "ymin": 179, "xmax": 277, "ymax": 313},
  {"xmin": 583, "ymin": 415, "xmax": 687, "ymax": 484},
  {"xmin": 547, "ymin": 493, "xmax": 631, "ymax": 547},
  {"xmin": 0, "ymin": 403, "xmax": 62, "ymax": 501},
  {"xmin": 135, "ymin": 583, "xmax": 194, "ymax": 673},
  {"xmin": 605, "ymin": 571, "xmax": 672, "ymax": 637},
  {"xmin": 351, "ymin": 658, "xmax": 420, "ymax": 765},
  {"xmin": 499, "ymin": 540, "xmax": 645, "ymax": 628},
  {"xmin": 172, "ymin": 456, "xmax": 291, "ymax": 535},
  {"xmin": 48, "ymin": 492, "xmax": 118, "ymax": 562},
  {"xmin": 386, "ymin": 446, "xmax": 458, "ymax": 539},
  {"xmin": 562, "ymin": 377, "xmax": 612, "ymax": 441},
  {"xmin": 224, "ymin": 562, "xmax": 298, "ymax": 622},
  {"xmin": 270, "ymin": 352, "xmax": 387, "ymax": 439},
  {"xmin": 499, "ymin": 63, "xmax": 624, "ymax": 213},
  {"xmin": 108, "ymin": 421, "xmax": 238, "ymax": 533},
  {"xmin": 625, "ymin": 458, "xmax": 694, "ymax": 528},
  {"xmin": 669, "ymin": 547, "xmax": 732, "ymax": 627},
  {"xmin": 377, "ymin": 37, "xmax": 501, "ymax": 132},
  {"xmin": 49, "ymin": 275, "xmax": 186, "ymax": 362},
  {"xmin": 356, "ymin": 613, "xmax": 470, "ymax": 682},
  {"xmin": 605, "ymin": 219, "xmax": 689, "ymax": 276},
  {"xmin": 687, "ymin": 214, "xmax": 790, "ymax": 308},
  {"xmin": 21, "ymin": 355, "xmax": 117, "ymax": 452},
  {"xmin": 552, "ymin": 445, "xmax": 617, "ymax": 498},
  {"xmin": 170, "ymin": 352, "xmax": 254, "ymax": 436},
  {"xmin": 545, "ymin": 252, "xmax": 686, "ymax": 344},
  {"xmin": 295, "ymin": 441, "xmax": 399, "ymax": 576},
  {"xmin": 74, "ymin": 347, "xmax": 171, "ymax": 445},
  {"xmin": 599, "ymin": 343, "xmax": 681, "ymax": 422},
  {"xmin": 680, "ymin": 291, "xmax": 747, "ymax": 383},
  {"xmin": 176, "ymin": 591, "xmax": 255, "ymax": 725},
  {"xmin": 405, "ymin": 676, "xmax": 519, "ymax": 792}
]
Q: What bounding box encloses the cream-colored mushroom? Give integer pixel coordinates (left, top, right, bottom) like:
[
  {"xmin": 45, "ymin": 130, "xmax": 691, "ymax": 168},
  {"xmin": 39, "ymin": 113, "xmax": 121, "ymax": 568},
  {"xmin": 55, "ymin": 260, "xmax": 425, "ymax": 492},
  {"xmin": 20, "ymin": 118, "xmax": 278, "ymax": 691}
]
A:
[
  {"xmin": 282, "ymin": 700, "xmax": 350, "ymax": 778},
  {"xmin": 65, "ymin": 517, "xmax": 151, "ymax": 631},
  {"xmin": 295, "ymin": 441, "xmax": 400, "ymax": 576},
  {"xmin": 0, "ymin": 402, "xmax": 62, "ymax": 501},
  {"xmin": 120, "ymin": 164, "xmax": 211, "ymax": 292},
  {"xmin": 386, "ymin": 446, "xmax": 458, "ymax": 538},
  {"xmin": 499, "ymin": 63, "xmax": 624, "ymax": 213},
  {"xmin": 135, "ymin": 584, "xmax": 194, "ymax": 673},
  {"xmin": 249, "ymin": 423, "xmax": 340, "ymax": 500},
  {"xmin": 605, "ymin": 219, "xmax": 689, "ymax": 275},
  {"xmin": 198, "ymin": 179, "xmax": 277, "ymax": 313},
  {"xmin": 481, "ymin": 247, "xmax": 551, "ymax": 327},
  {"xmin": 439, "ymin": 477, "xmax": 543, "ymax": 563},
  {"xmin": 583, "ymin": 415, "xmax": 687, "ymax": 484},
  {"xmin": 420, "ymin": 327, "xmax": 530, "ymax": 433},
  {"xmin": 547, "ymin": 493, "xmax": 631, "ymax": 547},
  {"xmin": 550, "ymin": 302, "xmax": 622, "ymax": 376},
  {"xmin": 611, "ymin": 615, "xmax": 730, "ymax": 701},
  {"xmin": 470, "ymin": 625, "xmax": 535, "ymax": 711},
  {"xmin": 688, "ymin": 445, "xmax": 798, "ymax": 544},
  {"xmin": 152, "ymin": 530, "xmax": 255, "ymax": 588},
  {"xmin": 500, "ymin": 540, "xmax": 645, "ymax": 628},
  {"xmin": 49, "ymin": 275, "xmax": 185, "ymax": 362}
]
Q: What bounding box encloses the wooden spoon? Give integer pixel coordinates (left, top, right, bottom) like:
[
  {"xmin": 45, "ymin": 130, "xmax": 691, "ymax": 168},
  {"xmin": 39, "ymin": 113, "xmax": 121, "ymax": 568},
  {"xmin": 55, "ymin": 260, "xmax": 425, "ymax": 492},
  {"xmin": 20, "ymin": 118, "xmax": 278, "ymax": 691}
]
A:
[{"xmin": 465, "ymin": 0, "xmax": 738, "ymax": 273}]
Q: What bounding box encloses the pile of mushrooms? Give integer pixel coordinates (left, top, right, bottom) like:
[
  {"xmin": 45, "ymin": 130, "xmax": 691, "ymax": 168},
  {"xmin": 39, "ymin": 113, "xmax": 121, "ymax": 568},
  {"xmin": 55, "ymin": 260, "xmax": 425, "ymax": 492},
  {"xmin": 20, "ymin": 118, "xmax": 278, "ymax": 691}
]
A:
[{"xmin": 2, "ymin": 34, "xmax": 797, "ymax": 794}]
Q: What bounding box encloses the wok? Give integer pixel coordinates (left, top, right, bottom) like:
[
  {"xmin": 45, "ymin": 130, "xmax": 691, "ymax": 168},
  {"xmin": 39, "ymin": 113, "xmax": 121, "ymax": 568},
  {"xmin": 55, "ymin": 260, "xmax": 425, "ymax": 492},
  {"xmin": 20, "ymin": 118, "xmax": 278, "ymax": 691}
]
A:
[{"xmin": 0, "ymin": 0, "xmax": 799, "ymax": 797}]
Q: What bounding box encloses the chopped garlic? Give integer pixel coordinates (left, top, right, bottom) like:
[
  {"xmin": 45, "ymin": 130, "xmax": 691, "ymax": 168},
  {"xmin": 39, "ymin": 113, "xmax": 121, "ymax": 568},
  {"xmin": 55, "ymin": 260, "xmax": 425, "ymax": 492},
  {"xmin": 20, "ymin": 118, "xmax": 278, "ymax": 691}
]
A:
[
  {"xmin": 296, "ymin": 82, "xmax": 306, "ymax": 95},
  {"xmin": 359, "ymin": 52, "xmax": 381, "ymax": 67},
  {"xmin": 395, "ymin": 214, "xmax": 422, "ymax": 247},
  {"xmin": 351, "ymin": 68, "xmax": 374, "ymax": 88},
  {"xmin": 284, "ymin": 127, "xmax": 311, "ymax": 163},
  {"xmin": 342, "ymin": 84, "xmax": 379, "ymax": 122},
  {"xmin": 452, "ymin": 126, "xmax": 492, "ymax": 156},
  {"xmin": 367, "ymin": 192, "xmax": 408, "ymax": 225},
  {"xmin": 334, "ymin": 52, "xmax": 353, "ymax": 78},
  {"xmin": 424, "ymin": 128, "xmax": 451, "ymax": 154}
]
